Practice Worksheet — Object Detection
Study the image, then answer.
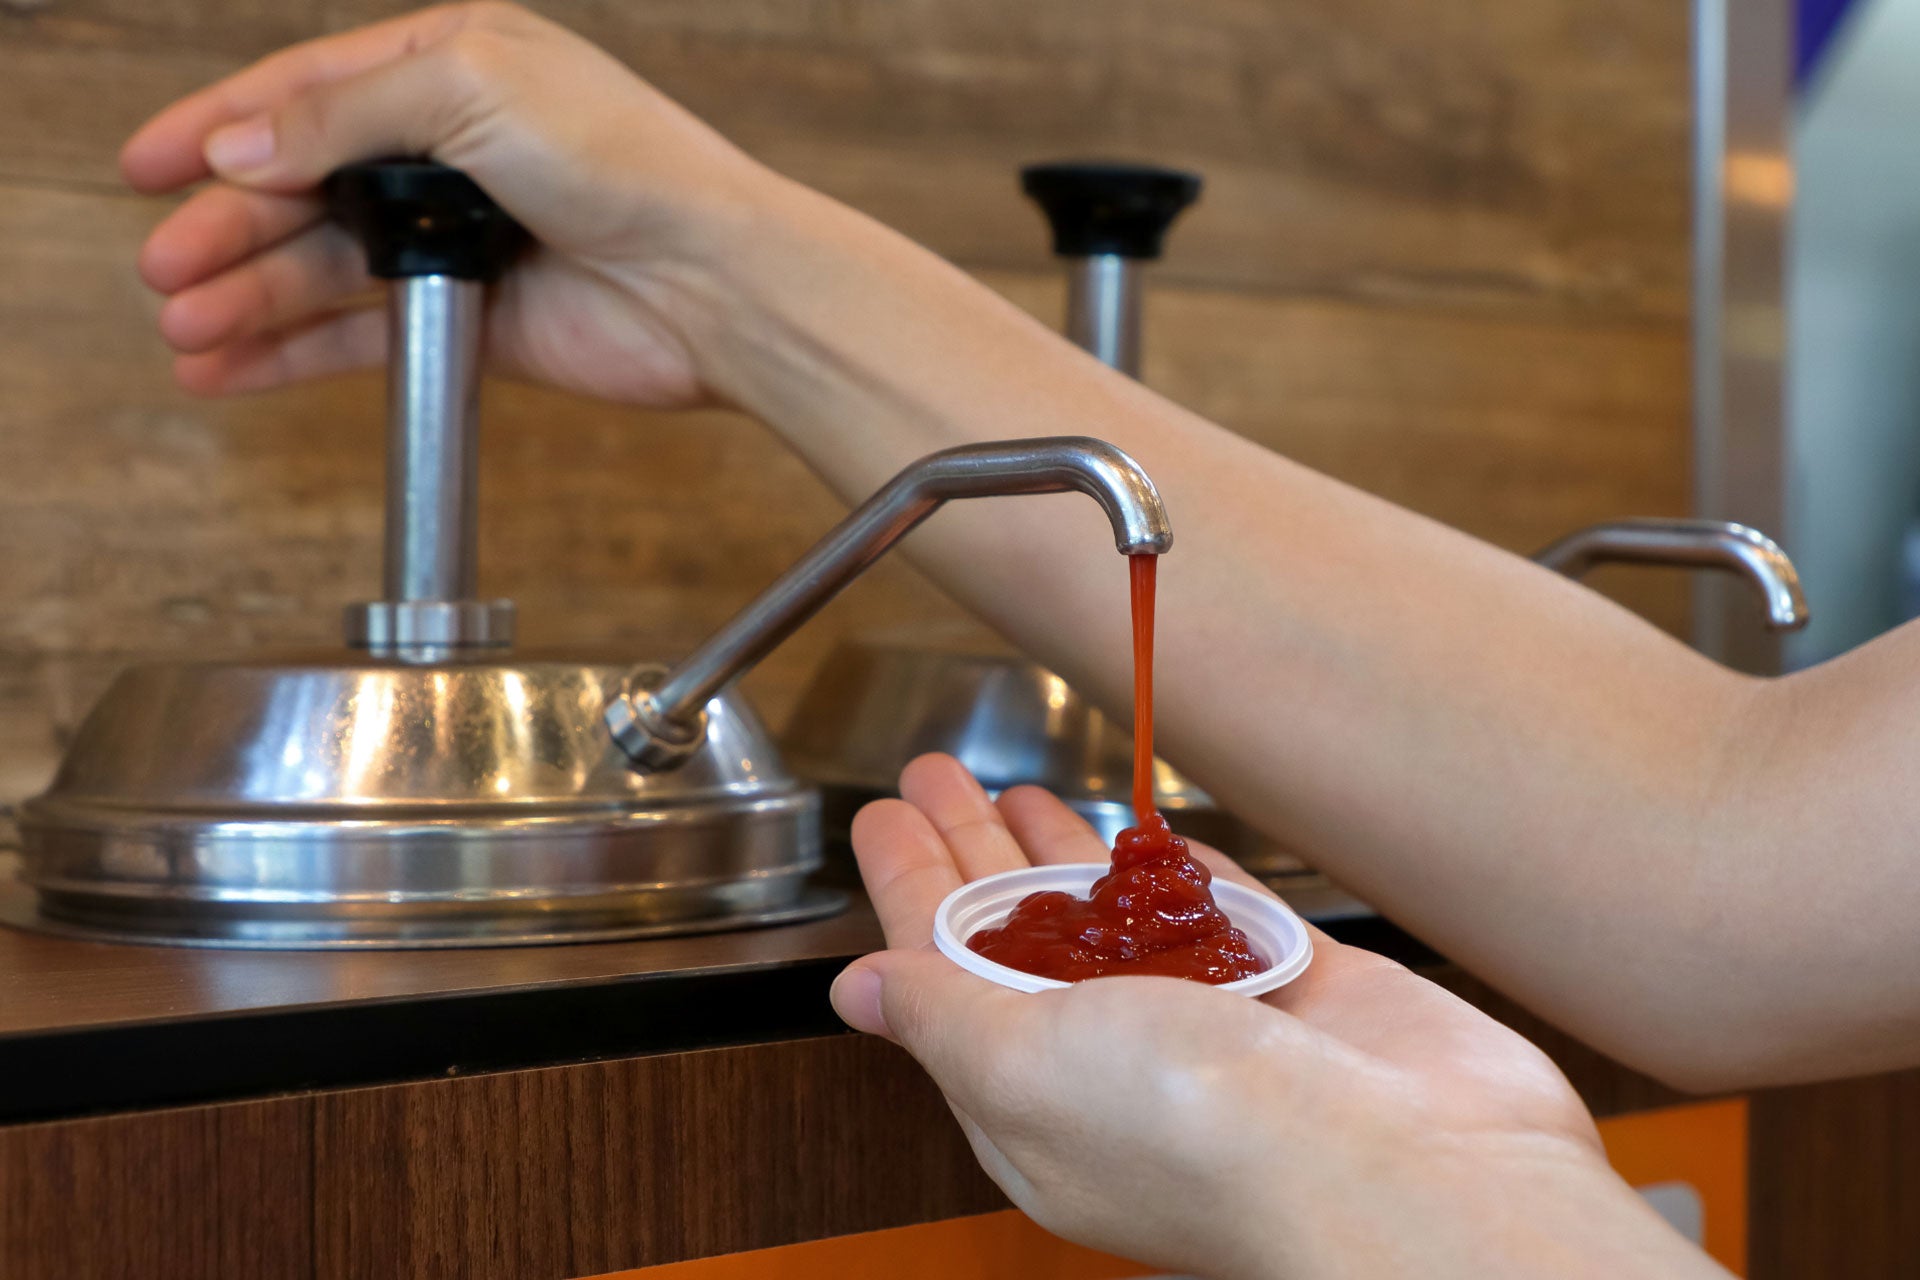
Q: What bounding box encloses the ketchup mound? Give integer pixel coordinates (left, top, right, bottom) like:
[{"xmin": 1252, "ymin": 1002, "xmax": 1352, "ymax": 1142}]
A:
[
  {"xmin": 966, "ymin": 812, "xmax": 1264, "ymax": 985},
  {"xmin": 965, "ymin": 554, "xmax": 1264, "ymax": 987}
]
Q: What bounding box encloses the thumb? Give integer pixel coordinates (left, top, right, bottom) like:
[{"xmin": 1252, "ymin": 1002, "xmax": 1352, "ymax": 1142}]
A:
[{"xmin": 830, "ymin": 949, "xmax": 1037, "ymax": 1079}]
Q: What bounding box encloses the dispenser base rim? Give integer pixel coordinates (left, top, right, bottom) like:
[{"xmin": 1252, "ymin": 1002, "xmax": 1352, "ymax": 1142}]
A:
[{"xmin": 14, "ymin": 883, "xmax": 848, "ymax": 950}]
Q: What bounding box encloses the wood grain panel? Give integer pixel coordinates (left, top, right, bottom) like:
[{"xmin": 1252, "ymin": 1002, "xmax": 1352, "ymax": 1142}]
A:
[
  {"xmin": 1009, "ymin": 270, "xmax": 1692, "ymax": 555},
  {"xmin": 0, "ymin": 1095, "xmax": 312, "ymax": 1279},
  {"xmin": 1, "ymin": 0, "xmax": 1686, "ymax": 319},
  {"xmin": 311, "ymin": 1034, "xmax": 1001, "ymax": 1279},
  {"xmin": 4, "ymin": 999, "xmax": 1916, "ymax": 1278},
  {"xmin": 1749, "ymin": 1069, "xmax": 1920, "ymax": 1279}
]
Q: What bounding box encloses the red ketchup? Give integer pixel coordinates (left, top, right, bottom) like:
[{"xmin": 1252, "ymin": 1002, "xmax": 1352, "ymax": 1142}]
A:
[{"xmin": 967, "ymin": 555, "xmax": 1264, "ymax": 985}]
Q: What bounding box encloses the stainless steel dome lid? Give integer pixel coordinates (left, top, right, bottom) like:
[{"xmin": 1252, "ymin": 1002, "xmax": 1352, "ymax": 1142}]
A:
[
  {"xmin": 28, "ymin": 655, "xmax": 782, "ymax": 811},
  {"xmin": 16, "ymin": 656, "xmax": 831, "ymax": 949}
]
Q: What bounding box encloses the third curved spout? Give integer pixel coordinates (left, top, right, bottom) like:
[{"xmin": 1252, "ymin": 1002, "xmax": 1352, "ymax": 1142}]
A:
[{"xmin": 1532, "ymin": 518, "xmax": 1809, "ymax": 632}]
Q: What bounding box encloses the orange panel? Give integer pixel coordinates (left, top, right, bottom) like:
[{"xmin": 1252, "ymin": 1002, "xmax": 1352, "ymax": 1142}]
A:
[
  {"xmin": 1598, "ymin": 1098, "xmax": 1749, "ymax": 1275},
  {"xmin": 603, "ymin": 1100, "xmax": 1750, "ymax": 1280},
  {"xmin": 598, "ymin": 1210, "xmax": 1143, "ymax": 1280}
]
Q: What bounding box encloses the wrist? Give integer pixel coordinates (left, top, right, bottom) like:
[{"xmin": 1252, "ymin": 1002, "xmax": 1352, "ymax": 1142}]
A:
[
  {"xmin": 661, "ymin": 166, "xmax": 1105, "ymax": 465},
  {"xmin": 1225, "ymin": 1136, "xmax": 1725, "ymax": 1280},
  {"xmin": 648, "ymin": 169, "xmax": 863, "ymax": 411}
]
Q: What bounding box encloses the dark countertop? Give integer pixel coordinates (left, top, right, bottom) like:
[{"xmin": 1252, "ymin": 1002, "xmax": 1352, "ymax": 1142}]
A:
[
  {"xmin": 0, "ymin": 874, "xmax": 1430, "ymax": 1126},
  {"xmin": 0, "ymin": 875, "xmax": 885, "ymax": 1124}
]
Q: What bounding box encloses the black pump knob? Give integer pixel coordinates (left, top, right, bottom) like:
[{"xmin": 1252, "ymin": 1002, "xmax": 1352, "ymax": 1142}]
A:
[
  {"xmin": 1020, "ymin": 161, "xmax": 1202, "ymax": 260},
  {"xmin": 325, "ymin": 159, "xmax": 527, "ymax": 281}
]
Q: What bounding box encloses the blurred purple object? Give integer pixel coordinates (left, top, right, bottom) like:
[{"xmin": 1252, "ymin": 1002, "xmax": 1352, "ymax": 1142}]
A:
[{"xmin": 1799, "ymin": 0, "xmax": 1862, "ymax": 85}]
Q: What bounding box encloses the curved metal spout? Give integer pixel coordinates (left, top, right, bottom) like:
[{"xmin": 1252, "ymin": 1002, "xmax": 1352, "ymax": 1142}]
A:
[
  {"xmin": 1532, "ymin": 518, "xmax": 1808, "ymax": 632},
  {"xmin": 608, "ymin": 437, "xmax": 1174, "ymax": 769}
]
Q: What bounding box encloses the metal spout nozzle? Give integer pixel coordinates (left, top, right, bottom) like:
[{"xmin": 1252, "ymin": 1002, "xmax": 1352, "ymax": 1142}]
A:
[
  {"xmin": 1532, "ymin": 518, "xmax": 1809, "ymax": 631},
  {"xmin": 607, "ymin": 437, "xmax": 1173, "ymax": 769}
]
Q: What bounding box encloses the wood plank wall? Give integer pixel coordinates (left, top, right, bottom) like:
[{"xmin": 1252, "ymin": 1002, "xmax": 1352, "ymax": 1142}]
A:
[{"xmin": 0, "ymin": 0, "xmax": 1691, "ymax": 816}]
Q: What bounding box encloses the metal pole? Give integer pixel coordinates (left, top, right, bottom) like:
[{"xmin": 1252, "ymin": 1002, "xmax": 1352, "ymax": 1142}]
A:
[
  {"xmin": 1691, "ymin": 0, "xmax": 1793, "ymax": 672},
  {"xmin": 1066, "ymin": 254, "xmax": 1142, "ymax": 376},
  {"xmin": 385, "ymin": 275, "xmax": 484, "ymax": 603}
]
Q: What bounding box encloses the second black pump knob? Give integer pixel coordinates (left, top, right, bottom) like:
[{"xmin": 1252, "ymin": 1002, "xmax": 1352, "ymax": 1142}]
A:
[
  {"xmin": 1021, "ymin": 161, "xmax": 1202, "ymax": 376},
  {"xmin": 1020, "ymin": 161, "xmax": 1202, "ymax": 261}
]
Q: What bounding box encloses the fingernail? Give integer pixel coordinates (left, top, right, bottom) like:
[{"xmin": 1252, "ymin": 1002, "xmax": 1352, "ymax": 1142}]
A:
[
  {"xmin": 829, "ymin": 965, "xmax": 889, "ymax": 1036},
  {"xmin": 204, "ymin": 117, "xmax": 276, "ymax": 174}
]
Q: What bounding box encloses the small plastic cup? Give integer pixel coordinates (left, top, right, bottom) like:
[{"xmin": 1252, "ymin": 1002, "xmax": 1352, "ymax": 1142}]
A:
[{"xmin": 932, "ymin": 863, "xmax": 1314, "ymax": 996}]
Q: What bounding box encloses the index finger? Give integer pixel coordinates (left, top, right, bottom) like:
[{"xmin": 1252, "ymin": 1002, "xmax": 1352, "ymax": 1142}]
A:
[
  {"xmin": 120, "ymin": 4, "xmax": 474, "ymax": 192},
  {"xmin": 899, "ymin": 754, "xmax": 1031, "ymax": 881},
  {"xmin": 995, "ymin": 784, "xmax": 1111, "ymax": 865},
  {"xmin": 848, "ymin": 798, "xmax": 964, "ymax": 950}
]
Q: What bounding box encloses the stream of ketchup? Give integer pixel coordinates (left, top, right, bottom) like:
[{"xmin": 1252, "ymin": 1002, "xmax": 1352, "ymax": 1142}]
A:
[{"xmin": 966, "ymin": 554, "xmax": 1264, "ymax": 984}]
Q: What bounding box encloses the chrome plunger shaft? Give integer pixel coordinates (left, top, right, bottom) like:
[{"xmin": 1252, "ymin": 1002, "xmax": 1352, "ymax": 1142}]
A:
[
  {"xmin": 329, "ymin": 161, "xmax": 525, "ymax": 655},
  {"xmin": 385, "ymin": 275, "xmax": 483, "ymax": 604}
]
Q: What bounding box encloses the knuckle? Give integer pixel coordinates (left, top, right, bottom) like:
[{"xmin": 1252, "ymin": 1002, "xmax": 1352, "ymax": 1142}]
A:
[
  {"xmin": 884, "ymin": 977, "xmax": 943, "ymax": 1051},
  {"xmin": 237, "ymin": 194, "xmax": 278, "ymax": 255},
  {"xmin": 248, "ymin": 261, "xmax": 288, "ymax": 322},
  {"xmin": 282, "ymin": 83, "xmax": 345, "ymax": 158},
  {"xmin": 870, "ymin": 859, "xmax": 940, "ymax": 901},
  {"xmin": 438, "ymin": 26, "xmax": 515, "ymax": 93},
  {"xmin": 319, "ymin": 225, "xmax": 367, "ymax": 289},
  {"xmin": 935, "ymin": 813, "xmax": 1010, "ymax": 846},
  {"xmin": 458, "ymin": 0, "xmax": 529, "ymax": 30}
]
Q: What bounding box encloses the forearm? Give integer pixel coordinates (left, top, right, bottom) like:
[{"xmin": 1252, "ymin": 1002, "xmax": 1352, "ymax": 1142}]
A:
[{"xmin": 683, "ymin": 178, "xmax": 1914, "ymax": 1086}]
